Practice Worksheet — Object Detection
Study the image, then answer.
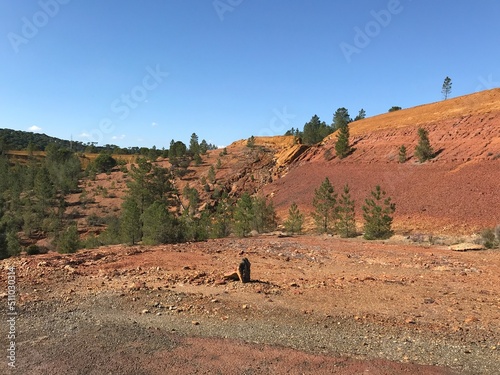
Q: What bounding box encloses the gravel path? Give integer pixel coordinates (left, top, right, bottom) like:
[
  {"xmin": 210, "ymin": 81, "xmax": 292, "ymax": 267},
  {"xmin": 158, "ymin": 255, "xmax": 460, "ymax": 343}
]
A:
[{"xmin": 11, "ymin": 290, "xmax": 496, "ymax": 374}]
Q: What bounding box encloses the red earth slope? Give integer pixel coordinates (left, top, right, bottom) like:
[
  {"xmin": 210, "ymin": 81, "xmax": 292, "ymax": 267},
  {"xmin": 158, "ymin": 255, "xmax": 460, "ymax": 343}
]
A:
[{"xmin": 264, "ymin": 89, "xmax": 500, "ymax": 235}]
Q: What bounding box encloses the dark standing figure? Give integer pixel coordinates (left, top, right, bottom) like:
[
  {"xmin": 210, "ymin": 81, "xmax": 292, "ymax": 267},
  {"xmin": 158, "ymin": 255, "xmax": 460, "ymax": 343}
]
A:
[{"xmin": 238, "ymin": 258, "xmax": 251, "ymax": 283}]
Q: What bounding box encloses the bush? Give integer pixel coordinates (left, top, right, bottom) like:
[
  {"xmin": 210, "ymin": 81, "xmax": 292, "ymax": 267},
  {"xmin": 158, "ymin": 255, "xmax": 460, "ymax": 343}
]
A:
[
  {"xmin": 6, "ymin": 232, "xmax": 21, "ymax": 257},
  {"xmin": 233, "ymin": 194, "xmax": 277, "ymax": 237},
  {"xmin": 83, "ymin": 234, "xmax": 102, "ymax": 249},
  {"xmin": 93, "ymin": 153, "xmax": 117, "ymax": 173},
  {"xmin": 57, "ymin": 223, "xmax": 80, "ymax": 254},
  {"xmin": 87, "ymin": 213, "xmax": 106, "ymax": 227},
  {"xmin": 26, "ymin": 244, "xmax": 41, "ymax": 255},
  {"xmin": 141, "ymin": 202, "xmax": 178, "ymax": 245},
  {"xmin": 481, "ymin": 227, "xmax": 499, "ymax": 249},
  {"xmin": 98, "ymin": 216, "xmax": 121, "ymax": 245}
]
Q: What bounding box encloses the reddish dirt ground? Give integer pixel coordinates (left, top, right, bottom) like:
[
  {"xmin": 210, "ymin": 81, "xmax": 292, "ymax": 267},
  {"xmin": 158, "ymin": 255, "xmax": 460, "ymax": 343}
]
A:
[{"xmin": 3, "ymin": 235, "xmax": 499, "ymax": 374}]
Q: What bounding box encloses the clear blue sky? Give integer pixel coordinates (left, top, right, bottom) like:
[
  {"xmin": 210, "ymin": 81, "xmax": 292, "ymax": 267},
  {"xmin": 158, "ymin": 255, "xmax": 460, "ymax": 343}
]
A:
[{"xmin": 1, "ymin": 0, "xmax": 499, "ymax": 149}]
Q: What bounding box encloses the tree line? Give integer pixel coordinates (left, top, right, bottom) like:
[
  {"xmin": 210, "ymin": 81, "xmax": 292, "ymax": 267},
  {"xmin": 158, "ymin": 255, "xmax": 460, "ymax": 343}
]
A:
[
  {"xmin": 285, "ymin": 178, "xmax": 396, "ymax": 240},
  {"xmin": 0, "ymin": 144, "xmax": 81, "ymax": 258},
  {"xmin": 0, "ymin": 128, "xmax": 217, "ymax": 159},
  {"xmin": 285, "ymin": 107, "xmax": 366, "ymax": 146}
]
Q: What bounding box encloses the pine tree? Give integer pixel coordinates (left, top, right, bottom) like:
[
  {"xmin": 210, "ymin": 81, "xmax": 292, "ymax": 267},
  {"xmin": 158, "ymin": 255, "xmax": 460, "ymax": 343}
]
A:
[
  {"xmin": 120, "ymin": 197, "xmax": 142, "ymax": 245},
  {"xmin": 362, "ymin": 186, "xmax": 396, "ymax": 240},
  {"xmin": 189, "ymin": 133, "xmax": 200, "ymax": 156},
  {"xmin": 207, "ymin": 165, "xmax": 216, "ymax": 184},
  {"xmin": 199, "ymin": 139, "xmax": 209, "ymax": 154},
  {"xmin": 211, "ymin": 194, "xmax": 233, "ymax": 238},
  {"xmin": 233, "ymin": 193, "xmax": 254, "ymax": 237},
  {"xmin": 34, "ymin": 166, "xmax": 55, "ymax": 213},
  {"xmin": 251, "ymin": 196, "xmax": 277, "ymax": 234},
  {"xmin": 6, "ymin": 231, "xmax": 21, "ymax": 257},
  {"xmin": 194, "ymin": 153, "xmax": 202, "ymax": 166},
  {"xmin": 246, "ymin": 136, "xmax": 256, "ymax": 148},
  {"xmin": 141, "ymin": 202, "xmax": 176, "ymax": 245},
  {"xmin": 354, "ymin": 108, "xmax": 366, "ymax": 121},
  {"xmin": 312, "ymin": 177, "xmax": 338, "ymax": 234},
  {"xmin": 57, "ymin": 223, "xmax": 80, "ymax": 254},
  {"xmin": 335, "ymin": 124, "xmax": 351, "ymax": 159},
  {"xmin": 303, "ymin": 115, "xmax": 330, "ymax": 145},
  {"xmin": 336, "ymin": 184, "xmax": 356, "ymax": 238},
  {"xmin": 442, "ymin": 76, "xmax": 452, "ymax": 100},
  {"xmin": 332, "ymin": 107, "xmax": 351, "ymax": 130},
  {"xmin": 398, "ymin": 145, "xmax": 407, "ymax": 163},
  {"xmin": 415, "ymin": 128, "xmax": 434, "ymax": 162},
  {"xmin": 183, "ymin": 184, "xmax": 200, "ymax": 216},
  {"xmin": 284, "ymin": 202, "xmax": 304, "ymax": 234}
]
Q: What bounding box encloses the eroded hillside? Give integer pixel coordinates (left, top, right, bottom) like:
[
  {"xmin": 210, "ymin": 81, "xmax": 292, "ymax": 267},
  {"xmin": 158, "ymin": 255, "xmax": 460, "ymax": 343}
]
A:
[
  {"xmin": 65, "ymin": 89, "xmax": 500, "ymax": 238},
  {"xmin": 265, "ymin": 89, "xmax": 500, "ymax": 235}
]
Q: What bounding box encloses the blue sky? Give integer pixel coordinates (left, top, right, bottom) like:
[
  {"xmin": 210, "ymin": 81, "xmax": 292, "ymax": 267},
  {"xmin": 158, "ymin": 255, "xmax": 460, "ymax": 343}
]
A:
[{"xmin": 1, "ymin": 0, "xmax": 499, "ymax": 149}]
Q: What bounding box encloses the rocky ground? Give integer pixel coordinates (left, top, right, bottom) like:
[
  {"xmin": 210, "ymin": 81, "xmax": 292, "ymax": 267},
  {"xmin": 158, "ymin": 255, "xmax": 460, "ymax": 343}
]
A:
[{"xmin": 2, "ymin": 235, "xmax": 499, "ymax": 374}]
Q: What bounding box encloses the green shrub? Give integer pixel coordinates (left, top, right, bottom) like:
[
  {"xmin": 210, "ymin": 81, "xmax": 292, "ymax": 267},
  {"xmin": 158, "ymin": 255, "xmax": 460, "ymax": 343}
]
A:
[
  {"xmin": 83, "ymin": 234, "xmax": 102, "ymax": 249},
  {"xmin": 86, "ymin": 213, "xmax": 106, "ymax": 227},
  {"xmin": 481, "ymin": 228, "xmax": 499, "ymax": 249},
  {"xmin": 57, "ymin": 224, "xmax": 80, "ymax": 254},
  {"xmin": 26, "ymin": 244, "xmax": 41, "ymax": 255}
]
